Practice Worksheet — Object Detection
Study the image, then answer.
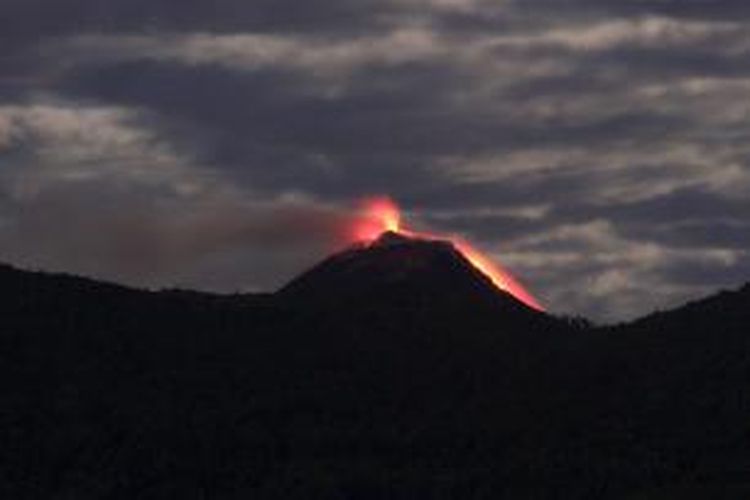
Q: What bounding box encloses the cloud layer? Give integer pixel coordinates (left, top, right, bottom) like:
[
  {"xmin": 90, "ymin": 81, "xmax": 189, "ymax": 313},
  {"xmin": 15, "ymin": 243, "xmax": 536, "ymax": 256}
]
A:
[{"xmin": 2, "ymin": 0, "xmax": 749, "ymax": 320}]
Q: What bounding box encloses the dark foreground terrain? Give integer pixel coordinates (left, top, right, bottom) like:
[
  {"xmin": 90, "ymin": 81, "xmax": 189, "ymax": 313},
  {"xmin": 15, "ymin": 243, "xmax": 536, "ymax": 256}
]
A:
[{"xmin": 1, "ymin": 234, "xmax": 749, "ymax": 498}]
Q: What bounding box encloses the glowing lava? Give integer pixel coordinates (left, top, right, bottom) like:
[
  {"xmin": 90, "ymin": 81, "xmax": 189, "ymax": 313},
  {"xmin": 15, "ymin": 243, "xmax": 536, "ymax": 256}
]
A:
[
  {"xmin": 450, "ymin": 237, "xmax": 544, "ymax": 311},
  {"xmin": 354, "ymin": 196, "xmax": 544, "ymax": 311},
  {"xmin": 354, "ymin": 196, "xmax": 403, "ymax": 241}
]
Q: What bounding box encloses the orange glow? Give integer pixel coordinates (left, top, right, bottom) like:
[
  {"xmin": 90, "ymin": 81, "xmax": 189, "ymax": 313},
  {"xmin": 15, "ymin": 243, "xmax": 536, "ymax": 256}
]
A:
[
  {"xmin": 451, "ymin": 237, "xmax": 544, "ymax": 311},
  {"xmin": 352, "ymin": 196, "xmax": 544, "ymax": 311},
  {"xmin": 353, "ymin": 196, "xmax": 402, "ymax": 241}
]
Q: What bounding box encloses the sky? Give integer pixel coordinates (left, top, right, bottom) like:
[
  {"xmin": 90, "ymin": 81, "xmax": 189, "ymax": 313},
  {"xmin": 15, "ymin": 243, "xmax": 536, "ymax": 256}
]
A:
[{"xmin": 1, "ymin": 0, "xmax": 750, "ymax": 321}]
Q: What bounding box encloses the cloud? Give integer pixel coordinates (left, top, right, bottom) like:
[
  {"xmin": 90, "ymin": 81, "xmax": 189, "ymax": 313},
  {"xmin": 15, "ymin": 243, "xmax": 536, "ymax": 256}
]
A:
[
  {"xmin": 1, "ymin": 181, "xmax": 359, "ymax": 291},
  {"xmin": 0, "ymin": 102, "xmax": 210, "ymax": 200},
  {"xmin": 518, "ymin": 0, "xmax": 750, "ymax": 21},
  {"xmin": 1, "ymin": 0, "xmax": 750, "ymax": 320},
  {"xmin": 0, "ymin": 101, "xmax": 366, "ymax": 291},
  {"xmin": 0, "ymin": 114, "xmax": 16, "ymax": 149},
  {"xmin": 58, "ymin": 29, "xmax": 447, "ymax": 79},
  {"xmin": 495, "ymin": 220, "xmax": 744, "ymax": 321}
]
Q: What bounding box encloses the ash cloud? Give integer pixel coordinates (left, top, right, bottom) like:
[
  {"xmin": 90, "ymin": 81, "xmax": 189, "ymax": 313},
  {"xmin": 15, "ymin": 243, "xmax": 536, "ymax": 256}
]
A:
[
  {"xmin": 1, "ymin": 184, "xmax": 358, "ymax": 292},
  {"xmin": 0, "ymin": 101, "xmax": 362, "ymax": 292}
]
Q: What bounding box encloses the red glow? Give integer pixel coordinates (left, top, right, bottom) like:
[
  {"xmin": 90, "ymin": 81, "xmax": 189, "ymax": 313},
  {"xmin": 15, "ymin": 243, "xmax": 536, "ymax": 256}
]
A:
[
  {"xmin": 353, "ymin": 196, "xmax": 402, "ymax": 241},
  {"xmin": 352, "ymin": 197, "xmax": 544, "ymax": 311},
  {"xmin": 451, "ymin": 237, "xmax": 544, "ymax": 311}
]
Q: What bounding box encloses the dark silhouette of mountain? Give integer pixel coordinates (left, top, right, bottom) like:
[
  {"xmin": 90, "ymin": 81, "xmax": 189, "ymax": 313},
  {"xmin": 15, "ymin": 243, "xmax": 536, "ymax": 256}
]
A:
[
  {"xmin": 280, "ymin": 231, "xmax": 548, "ymax": 332},
  {"xmin": 282, "ymin": 231, "xmax": 523, "ymax": 307},
  {"xmin": 0, "ymin": 241, "xmax": 749, "ymax": 499}
]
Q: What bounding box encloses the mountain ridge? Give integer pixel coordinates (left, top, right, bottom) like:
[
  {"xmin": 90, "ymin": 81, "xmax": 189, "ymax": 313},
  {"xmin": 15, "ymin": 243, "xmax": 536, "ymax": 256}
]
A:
[
  {"xmin": 1, "ymin": 255, "xmax": 749, "ymax": 326},
  {"xmin": 279, "ymin": 231, "xmax": 541, "ymax": 321},
  {"xmin": 1, "ymin": 248, "xmax": 749, "ymax": 497}
]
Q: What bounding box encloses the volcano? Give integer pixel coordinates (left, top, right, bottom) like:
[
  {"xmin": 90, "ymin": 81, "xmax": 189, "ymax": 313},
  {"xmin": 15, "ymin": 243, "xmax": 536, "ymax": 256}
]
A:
[
  {"xmin": 281, "ymin": 230, "xmax": 543, "ymax": 318},
  {"xmin": 1, "ymin": 258, "xmax": 750, "ymax": 498},
  {"xmin": 348, "ymin": 197, "xmax": 544, "ymax": 310}
]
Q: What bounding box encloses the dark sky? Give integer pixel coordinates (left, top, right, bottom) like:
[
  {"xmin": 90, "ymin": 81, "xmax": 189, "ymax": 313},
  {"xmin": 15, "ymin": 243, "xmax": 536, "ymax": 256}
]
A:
[{"xmin": 1, "ymin": 0, "xmax": 749, "ymax": 321}]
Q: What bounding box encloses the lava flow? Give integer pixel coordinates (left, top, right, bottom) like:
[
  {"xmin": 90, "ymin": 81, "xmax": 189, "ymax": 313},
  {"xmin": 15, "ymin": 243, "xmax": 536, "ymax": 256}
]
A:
[{"xmin": 354, "ymin": 196, "xmax": 544, "ymax": 311}]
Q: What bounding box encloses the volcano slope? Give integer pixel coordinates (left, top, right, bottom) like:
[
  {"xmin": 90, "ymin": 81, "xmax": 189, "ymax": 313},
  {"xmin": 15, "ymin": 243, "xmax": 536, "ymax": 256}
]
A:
[{"xmin": 0, "ymin": 233, "xmax": 749, "ymax": 498}]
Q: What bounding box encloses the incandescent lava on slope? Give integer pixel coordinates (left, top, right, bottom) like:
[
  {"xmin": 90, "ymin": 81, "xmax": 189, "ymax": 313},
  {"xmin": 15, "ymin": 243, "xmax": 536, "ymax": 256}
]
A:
[{"xmin": 350, "ymin": 197, "xmax": 544, "ymax": 312}]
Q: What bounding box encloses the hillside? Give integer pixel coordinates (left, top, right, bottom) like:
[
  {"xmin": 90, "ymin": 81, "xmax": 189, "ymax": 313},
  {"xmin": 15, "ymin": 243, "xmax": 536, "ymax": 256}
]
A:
[{"xmin": 0, "ymin": 247, "xmax": 749, "ymax": 498}]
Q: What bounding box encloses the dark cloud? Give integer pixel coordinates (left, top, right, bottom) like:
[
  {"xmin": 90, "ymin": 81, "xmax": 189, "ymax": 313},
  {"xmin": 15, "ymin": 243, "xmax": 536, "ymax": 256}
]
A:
[
  {"xmin": 0, "ymin": 0, "xmax": 386, "ymax": 44},
  {"xmin": 587, "ymin": 188, "xmax": 750, "ymax": 227},
  {"xmin": 517, "ymin": 0, "xmax": 750, "ymax": 20},
  {"xmin": 57, "ymin": 54, "xmax": 693, "ymax": 207},
  {"xmin": 1, "ymin": 0, "xmax": 750, "ymax": 320},
  {"xmin": 659, "ymin": 253, "xmax": 750, "ymax": 288},
  {"xmin": 653, "ymin": 221, "xmax": 750, "ymax": 250},
  {"xmin": 0, "ymin": 177, "xmax": 362, "ymax": 292}
]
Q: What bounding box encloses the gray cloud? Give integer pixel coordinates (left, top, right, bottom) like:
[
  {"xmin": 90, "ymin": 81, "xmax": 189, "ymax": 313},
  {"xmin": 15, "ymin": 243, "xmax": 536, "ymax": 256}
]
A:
[
  {"xmin": 1, "ymin": 0, "xmax": 750, "ymax": 320},
  {"xmin": 0, "ymin": 180, "xmax": 358, "ymax": 292},
  {"xmin": 0, "ymin": 101, "xmax": 365, "ymax": 291},
  {"xmin": 518, "ymin": 0, "xmax": 750, "ymax": 21}
]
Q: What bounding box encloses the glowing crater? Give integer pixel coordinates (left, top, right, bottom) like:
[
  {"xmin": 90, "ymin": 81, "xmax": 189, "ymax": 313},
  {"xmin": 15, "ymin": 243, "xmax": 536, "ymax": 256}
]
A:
[{"xmin": 353, "ymin": 196, "xmax": 544, "ymax": 311}]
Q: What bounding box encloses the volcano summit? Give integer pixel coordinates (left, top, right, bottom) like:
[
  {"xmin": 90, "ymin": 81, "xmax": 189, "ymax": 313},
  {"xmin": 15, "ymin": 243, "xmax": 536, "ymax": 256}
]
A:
[
  {"xmin": 348, "ymin": 197, "xmax": 544, "ymax": 311},
  {"xmin": 282, "ymin": 231, "xmax": 541, "ymax": 318},
  {"xmin": 1, "ymin": 233, "xmax": 750, "ymax": 498}
]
